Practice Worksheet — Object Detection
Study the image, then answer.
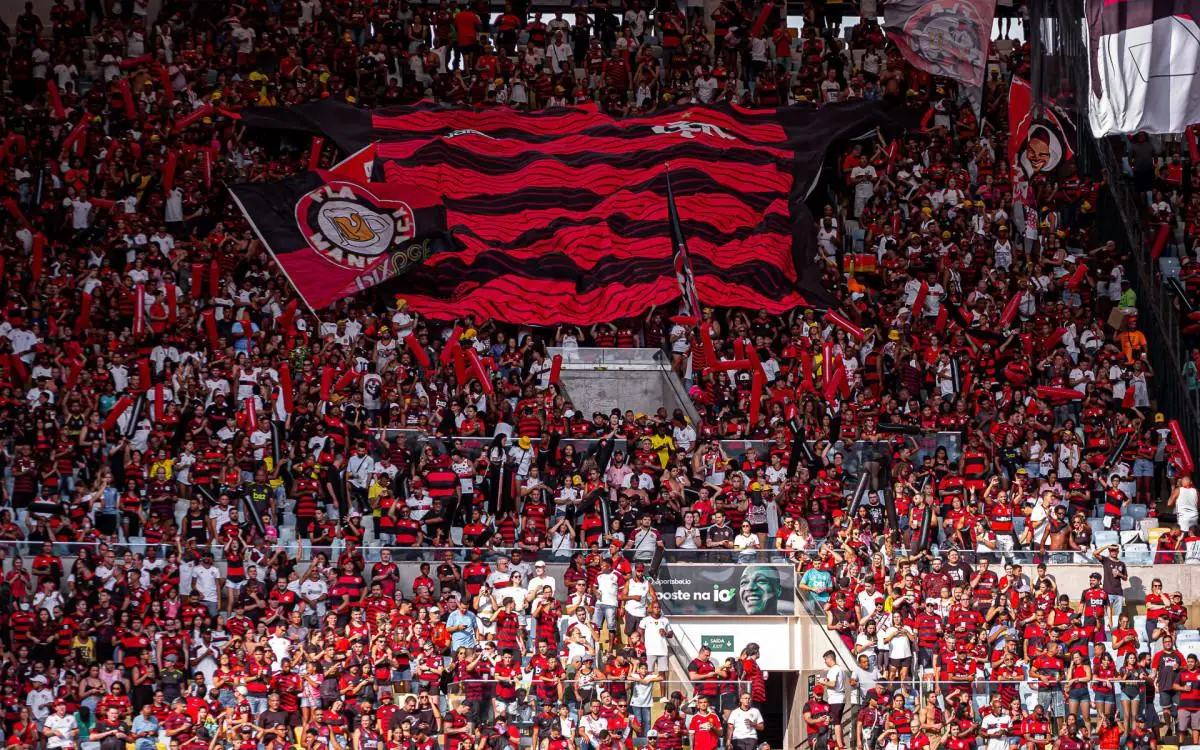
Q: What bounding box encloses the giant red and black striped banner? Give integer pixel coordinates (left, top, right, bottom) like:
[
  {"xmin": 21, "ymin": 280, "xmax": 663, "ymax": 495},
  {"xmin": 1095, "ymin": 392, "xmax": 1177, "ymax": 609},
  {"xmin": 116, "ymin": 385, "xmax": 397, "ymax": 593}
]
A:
[{"xmin": 370, "ymin": 101, "xmax": 891, "ymax": 324}]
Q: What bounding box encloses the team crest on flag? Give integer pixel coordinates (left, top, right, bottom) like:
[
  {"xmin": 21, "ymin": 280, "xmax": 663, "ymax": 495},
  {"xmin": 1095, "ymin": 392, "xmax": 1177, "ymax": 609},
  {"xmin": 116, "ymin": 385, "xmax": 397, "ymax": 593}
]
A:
[
  {"xmin": 295, "ymin": 181, "xmax": 416, "ymax": 270},
  {"xmin": 229, "ymin": 170, "xmax": 457, "ymax": 311},
  {"xmin": 882, "ymin": 0, "xmax": 995, "ymax": 86}
]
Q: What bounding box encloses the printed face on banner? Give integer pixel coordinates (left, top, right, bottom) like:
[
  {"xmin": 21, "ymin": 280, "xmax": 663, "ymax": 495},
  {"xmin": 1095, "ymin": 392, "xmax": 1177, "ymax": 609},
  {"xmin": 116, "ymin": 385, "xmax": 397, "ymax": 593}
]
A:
[
  {"xmin": 1018, "ymin": 123, "xmax": 1065, "ymax": 177},
  {"xmin": 296, "ymin": 181, "xmax": 416, "ymax": 269}
]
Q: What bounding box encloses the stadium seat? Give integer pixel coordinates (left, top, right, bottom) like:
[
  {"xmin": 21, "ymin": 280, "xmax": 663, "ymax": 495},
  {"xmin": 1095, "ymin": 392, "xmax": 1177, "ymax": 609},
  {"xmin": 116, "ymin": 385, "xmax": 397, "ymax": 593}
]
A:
[
  {"xmin": 1134, "ymin": 615, "xmax": 1148, "ymax": 635},
  {"xmin": 1121, "ymin": 529, "xmax": 1145, "ymax": 546},
  {"xmin": 1120, "ymin": 516, "xmax": 1135, "ymax": 531},
  {"xmin": 1123, "ymin": 546, "xmax": 1152, "ymax": 565},
  {"xmin": 1127, "ymin": 505, "xmax": 1150, "ymax": 522},
  {"xmin": 1147, "ymin": 527, "xmax": 1171, "ymax": 547},
  {"xmin": 1182, "ymin": 643, "xmax": 1200, "ymax": 661},
  {"xmin": 1161, "ymin": 256, "xmax": 1182, "ymax": 280},
  {"xmin": 1094, "ymin": 530, "xmax": 1120, "ymax": 549},
  {"xmin": 1177, "ymin": 630, "xmax": 1200, "ymax": 643}
]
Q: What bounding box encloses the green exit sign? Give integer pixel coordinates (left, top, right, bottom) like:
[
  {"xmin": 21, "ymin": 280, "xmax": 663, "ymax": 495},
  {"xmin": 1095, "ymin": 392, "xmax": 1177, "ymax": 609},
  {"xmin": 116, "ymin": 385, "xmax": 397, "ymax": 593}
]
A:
[{"xmin": 702, "ymin": 635, "xmax": 735, "ymax": 653}]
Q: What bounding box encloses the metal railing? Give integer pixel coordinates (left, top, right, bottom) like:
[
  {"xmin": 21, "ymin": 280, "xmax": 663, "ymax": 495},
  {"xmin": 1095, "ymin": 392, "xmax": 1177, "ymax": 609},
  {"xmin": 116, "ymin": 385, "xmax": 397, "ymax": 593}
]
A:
[
  {"xmin": 0, "ymin": 538, "xmax": 1191, "ymax": 566},
  {"xmin": 546, "ymin": 347, "xmax": 671, "ymax": 368}
]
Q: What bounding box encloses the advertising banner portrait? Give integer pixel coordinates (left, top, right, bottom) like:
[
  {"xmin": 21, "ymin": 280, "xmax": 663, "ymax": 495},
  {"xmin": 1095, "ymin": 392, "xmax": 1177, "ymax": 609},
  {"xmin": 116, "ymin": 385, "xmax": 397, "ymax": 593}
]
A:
[{"xmin": 650, "ymin": 563, "xmax": 795, "ymax": 616}]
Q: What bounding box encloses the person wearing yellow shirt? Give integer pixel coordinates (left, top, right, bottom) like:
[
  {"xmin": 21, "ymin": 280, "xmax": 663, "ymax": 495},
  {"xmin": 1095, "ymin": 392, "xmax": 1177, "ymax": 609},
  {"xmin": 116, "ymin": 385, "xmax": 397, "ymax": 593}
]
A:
[
  {"xmin": 650, "ymin": 423, "xmax": 675, "ymax": 468},
  {"xmin": 1116, "ymin": 320, "xmax": 1147, "ymax": 363}
]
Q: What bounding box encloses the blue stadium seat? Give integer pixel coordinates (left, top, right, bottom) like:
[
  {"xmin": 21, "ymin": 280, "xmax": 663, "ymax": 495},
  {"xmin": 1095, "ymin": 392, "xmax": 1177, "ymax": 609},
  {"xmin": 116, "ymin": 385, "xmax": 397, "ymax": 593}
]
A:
[
  {"xmin": 1123, "ymin": 546, "xmax": 1152, "ymax": 565},
  {"xmin": 1094, "ymin": 530, "xmax": 1119, "ymax": 549},
  {"xmin": 1161, "ymin": 256, "xmax": 1182, "ymax": 280},
  {"xmin": 1127, "ymin": 505, "xmax": 1150, "ymax": 522}
]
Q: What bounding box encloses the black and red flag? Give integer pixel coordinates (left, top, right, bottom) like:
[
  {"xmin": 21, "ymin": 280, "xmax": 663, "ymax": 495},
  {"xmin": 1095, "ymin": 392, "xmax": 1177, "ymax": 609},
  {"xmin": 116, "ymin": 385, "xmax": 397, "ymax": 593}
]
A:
[
  {"xmin": 882, "ymin": 0, "xmax": 995, "ymax": 86},
  {"xmin": 1085, "ymin": 0, "xmax": 1200, "ymax": 135},
  {"xmin": 229, "ymin": 170, "xmax": 457, "ymax": 311},
  {"xmin": 665, "ymin": 167, "xmax": 703, "ymax": 320},
  {"xmin": 368, "ymin": 101, "xmax": 893, "ymax": 324}
]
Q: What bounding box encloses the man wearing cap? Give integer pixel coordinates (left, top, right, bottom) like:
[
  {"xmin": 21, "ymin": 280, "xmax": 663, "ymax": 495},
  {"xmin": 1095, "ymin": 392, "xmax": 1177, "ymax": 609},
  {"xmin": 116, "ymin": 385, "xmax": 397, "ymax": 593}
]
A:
[
  {"xmin": 27, "ymin": 674, "xmax": 55, "ymax": 722},
  {"xmin": 43, "ymin": 700, "xmax": 77, "ymax": 750},
  {"xmin": 1093, "ymin": 544, "xmax": 1128, "ymax": 629}
]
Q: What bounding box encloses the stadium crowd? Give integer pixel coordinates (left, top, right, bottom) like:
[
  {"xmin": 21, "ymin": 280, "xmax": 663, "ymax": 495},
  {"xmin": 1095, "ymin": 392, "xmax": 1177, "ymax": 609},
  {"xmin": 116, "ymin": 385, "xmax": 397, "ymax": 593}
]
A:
[{"xmin": 3, "ymin": 0, "xmax": 1200, "ymax": 749}]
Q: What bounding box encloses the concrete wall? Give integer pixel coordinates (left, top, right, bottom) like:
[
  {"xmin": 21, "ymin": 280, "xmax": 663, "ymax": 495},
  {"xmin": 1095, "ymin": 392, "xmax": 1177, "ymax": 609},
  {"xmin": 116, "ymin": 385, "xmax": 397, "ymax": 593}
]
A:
[{"xmin": 559, "ymin": 369, "xmax": 692, "ymax": 421}]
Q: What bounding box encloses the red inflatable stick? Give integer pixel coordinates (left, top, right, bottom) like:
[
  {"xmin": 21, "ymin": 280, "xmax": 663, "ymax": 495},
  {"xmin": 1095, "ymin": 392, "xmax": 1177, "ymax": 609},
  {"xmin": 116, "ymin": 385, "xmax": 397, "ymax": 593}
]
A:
[
  {"xmin": 822, "ymin": 341, "xmax": 835, "ymax": 387},
  {"xmin": 65, "ymin": 358, "xmax": 84, "ymax": 392},
  {"xmin": 1043, "ymin": 327, "xmax": 1067, "ymax": 352},
  {"xmin": 163, "ymin": 151, "xmax": 177, "ymax": 192},
  {"xmin": 1170, "ymin": 419, "xmax": 1194, "ymax": 473},
  {"xmin": 101, "ymin": 396, "xmax": 134, "ymax": 431},
  {"xmin": 278, "ymin": 299, "xmax": 298, "ymax": 336},
  {"xmin": 202, "ymin": 308, "xmax": 218, "ymax": 348},
  {"xmin": 120, "ymin": 78, "xmax": 137, "ymax": 119},
  {"xmin": 999, "ymin": 292, "xmax": 1022, "ymax": 328},
  {"xmin": 669, "ymin": 315, "xmax": 699, "ymax": 326},
  {"xmin": 166, "ymin": 284, "xmax": 177, "ymax": 325},
  {"xmin": 733, "ymin": 338, "xmax": 745, "ymax": 361},
  {"xmin": 825, "ymin": 310, "xmax": 865, "ymax": 340},
  {"xmin": 334, "ymin": 367, "xmax": 360, "ymax": 393},
  {"xmin": 46, "ymin": 80, "xmax": 66, "ymax": 120},
  {"xmin": 823, "ymin": 366, "xmax": 847, "ymax": 401},
  {"xmin": 159, "ymin": 65, "xmax": 174, "ymax": 103},
  {"xmin": 61, "ymin": 120, "xmax": 88, "ymax": 154},
  {"xmin": 549, "ymin": 354, "xmax": 563, "ymax": 385},
  {"xmin": 240, "ymin": 312, "xmax": 254, "ymax": 351},
  {"xmin": 192, "ymin": 262, "xmax": 206, "ymax": 298},
  {"xmin": 320, "ymin": 366, "xmax": 335, "ymax": 401},
  {"xmin": 1150, "ymin": 223, "xmax": 1171, "ymax": 261},
  {"xmin": 134, "ymin": 283, "xmax": 146, "ymax": 334},
  {"xmin": 710, "ymin": 359, "xmax": 751, "ymax": 372},
  {"xmin": 201, "ymin": 148, "xmax": 213, "ymax": 188},
  {"xmin": 75, "ymin": 292, "xmax": 93, "ymax": 335},
  {"xmin": 1035, "ymin": 385, "xmax": 1084, "ymax": 402},
  {"xmin": 466, "ymin": 349, "xmax": 494, "ymax": 395},
  {"xmin": 405, "ymin": 335, "xmax": 431, "ymax": 369},
  {"xmin": 138, "ymin": 359, "xmax": 152, "ymax": 392},
  {"xmin": 748, "ymin": 370, "xmax": 766, "ymax": 426},
  {"xmin": 912, "ymin": 281, "xmax": 928, "ymax": 315},
  {"xmin": 699, "ymin": 326, "xmax": 719, "ymax": 365},
  {"xmin": 244, "ymin": 398, "xmax": 259, "ymax": 433},
  {"xmin": 1065, "ymin": 261, "xmax": 1087, "ymax": 290},
  {"xmin": 208, "ymin": 260, "xmax": 220, "ymax": 298},
  {"xmin": 172, "ymin": 104, "xmax": 214, "ymax": 133},
  {"xmin": 119, "ymin": 53, "xmax": 153, "ymax": 70},
  {"xmin": 279, "ymin": 364, "xmax": 294, "ymax": 413},
  {"xmin": 439, "ymin": 327, "xmax": 464, "ymax": 365},
  {"xmin": 934, "ymin": 305, "xmax": 949, "ymax": 333}
]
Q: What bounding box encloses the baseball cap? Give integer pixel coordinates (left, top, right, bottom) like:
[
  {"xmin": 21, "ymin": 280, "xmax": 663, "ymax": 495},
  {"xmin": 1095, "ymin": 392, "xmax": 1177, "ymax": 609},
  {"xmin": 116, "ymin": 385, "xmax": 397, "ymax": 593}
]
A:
[{"xmin": 646, "ymin": 731, "xmax": 659, "ymax": 739}]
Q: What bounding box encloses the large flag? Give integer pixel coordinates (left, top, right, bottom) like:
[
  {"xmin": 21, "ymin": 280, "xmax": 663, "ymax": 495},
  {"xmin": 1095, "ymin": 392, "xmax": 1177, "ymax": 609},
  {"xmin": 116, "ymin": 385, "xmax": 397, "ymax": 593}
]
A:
[
  {"xmin": 1008, "ymin": 76, "xmax": 1076, "ymax": 184},
  {"xmin": 882, "ymin": 0, "xmax": 996, "ymax": 86},
  {"xmin": 368, "ymin": 101, "xmax": 893, "ymax": 324},
  {"xmin": 229, "ymin": 170, "xmax": 457, "ymax": 310},
  {"xmin": 665, "ymin": 167, "xmax": 702, "ymax": 320},
  {"xmin": 1086, "ymin": 0, "xmax": 1200, "ymax": 136}
]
